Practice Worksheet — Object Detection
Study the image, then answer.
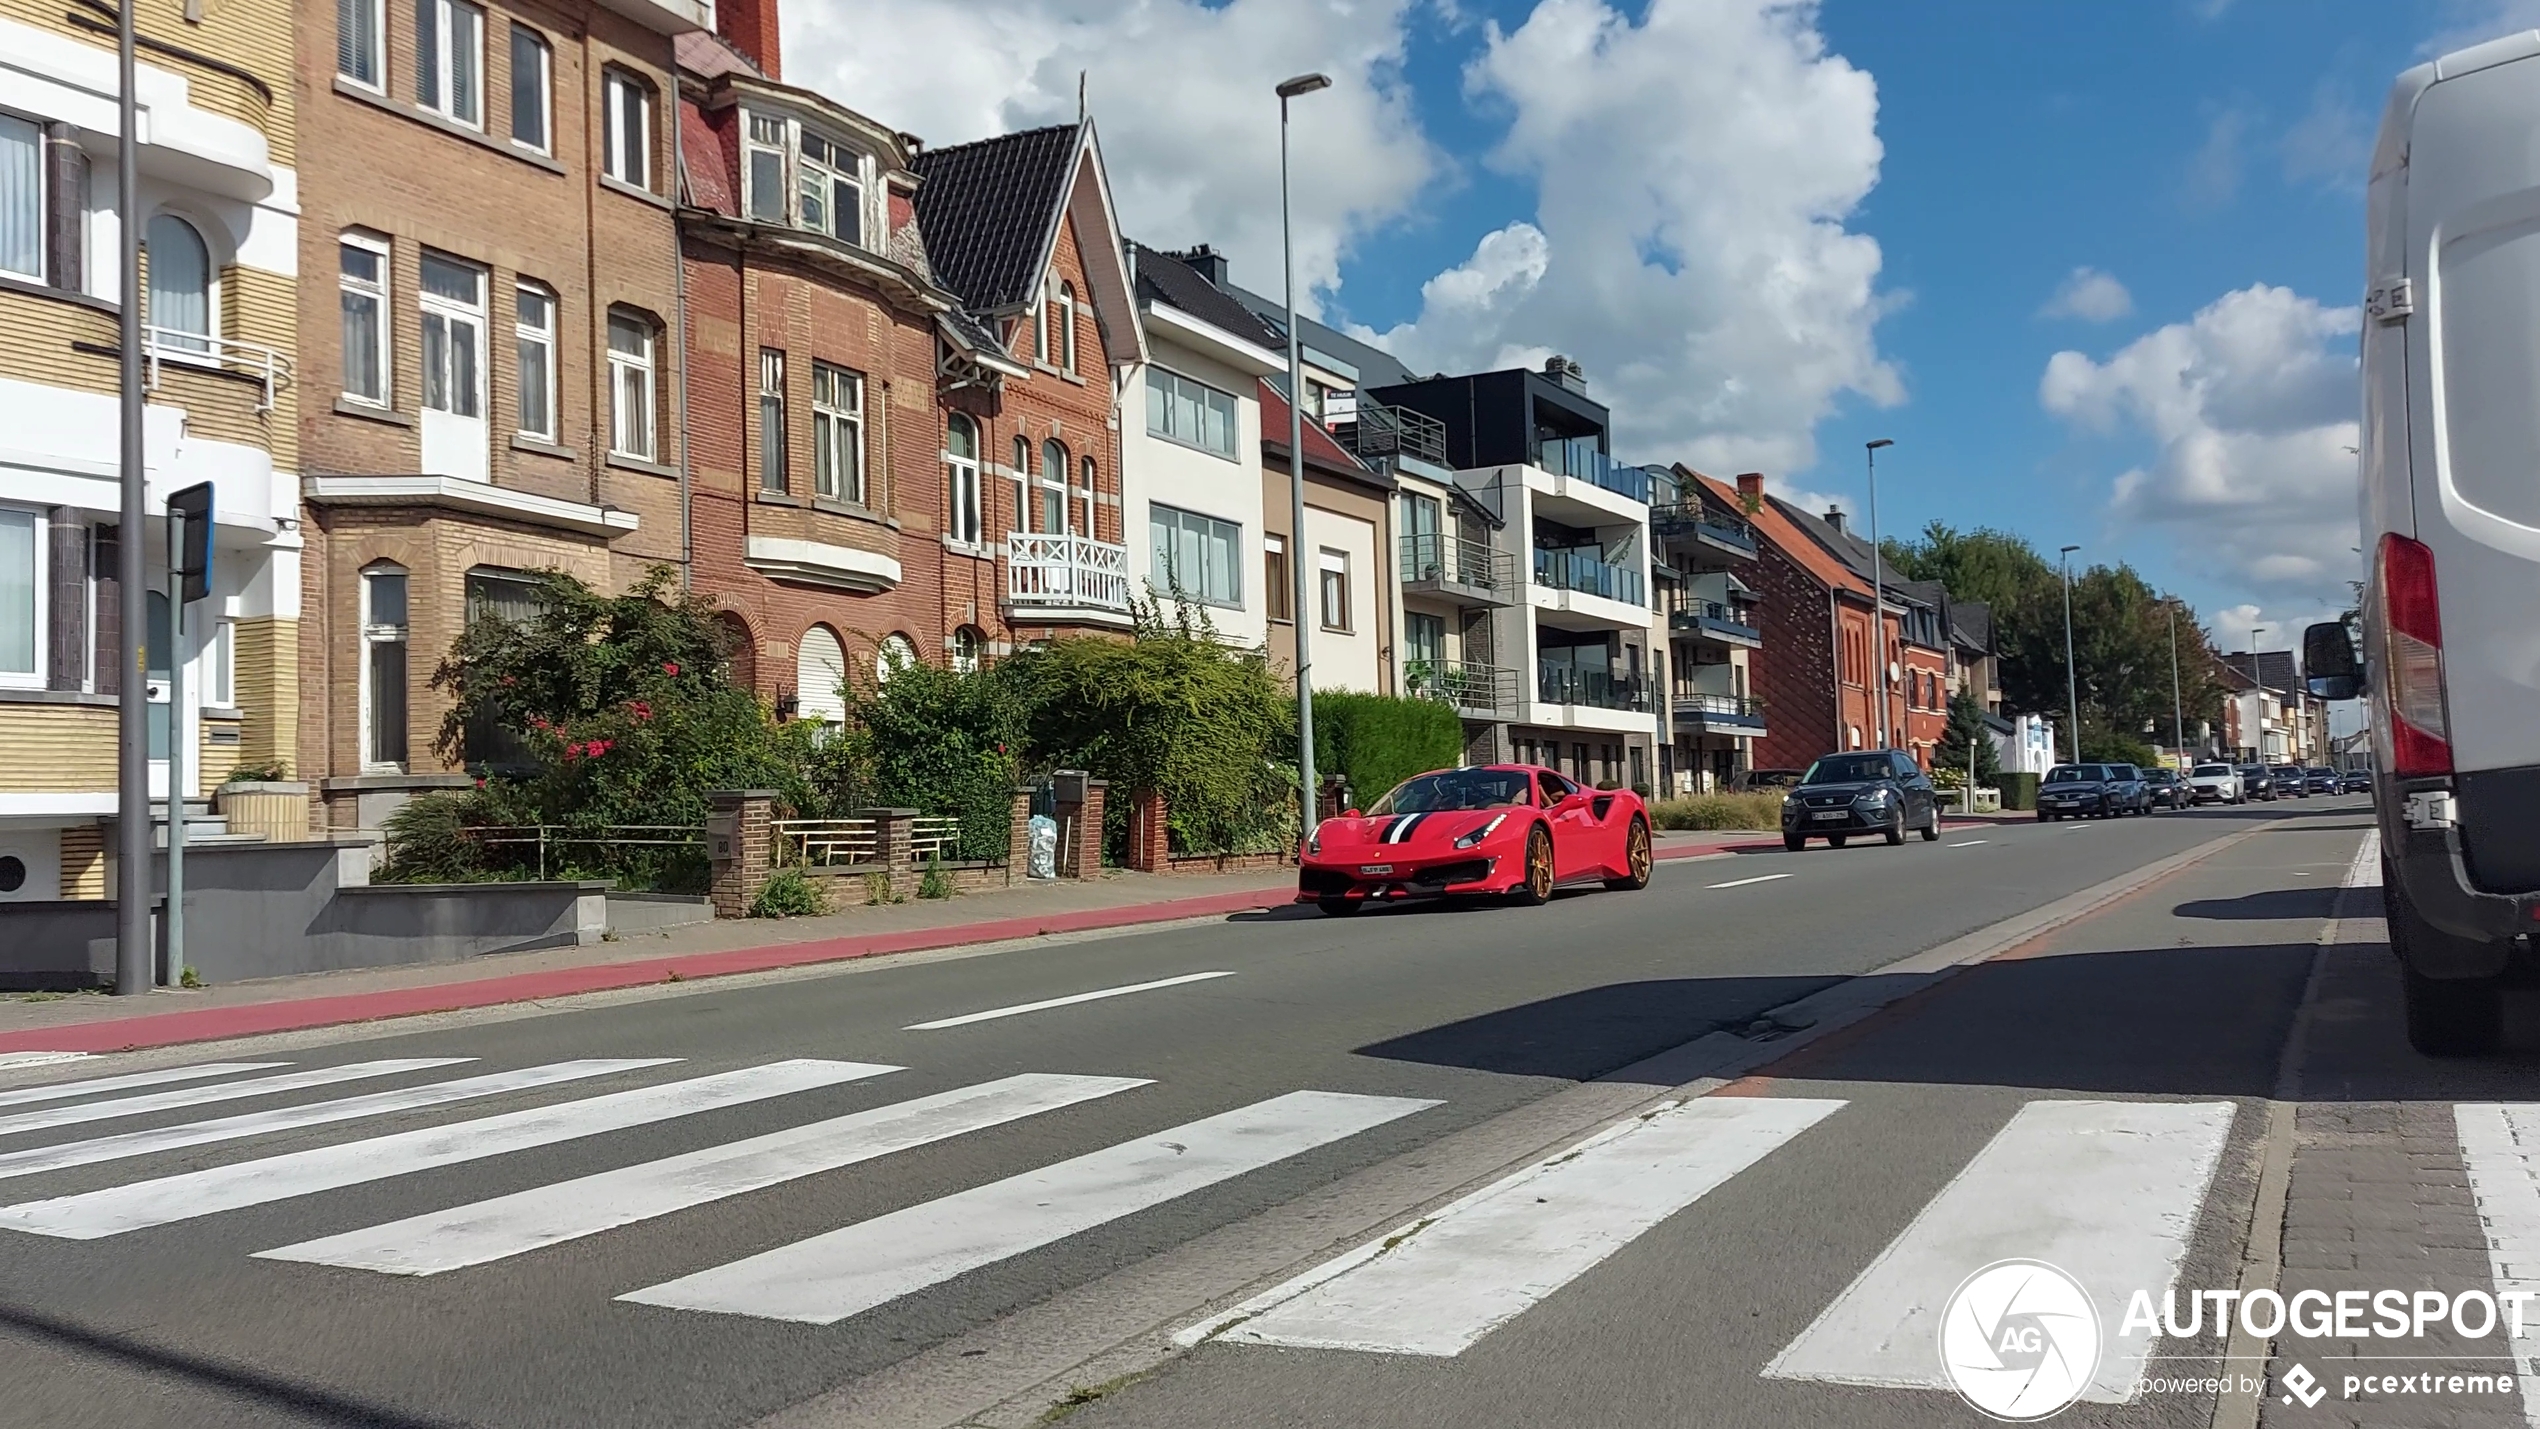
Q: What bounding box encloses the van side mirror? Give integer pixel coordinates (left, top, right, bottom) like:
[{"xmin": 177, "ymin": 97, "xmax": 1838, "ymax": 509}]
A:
[{"xmin": 2303, "ymin": 620, "xmax": 2363, "ymax": 701}]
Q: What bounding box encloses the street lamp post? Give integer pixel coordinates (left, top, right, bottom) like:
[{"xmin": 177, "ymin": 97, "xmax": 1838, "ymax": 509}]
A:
[
  {"xmin": 113, "ymin": 0, "xmax": 150, "ymax": 996},
  {"xmin": 2165, "ymin": 598, "xmax": 2186, "ymax": 767},
  {"xmin": 2250, "ymin": 623, "xmax": 2269, "ymax": 762},
  {"xmin": 1277, "ymin": 72, "xmax": 1330, "ymax": 843},
  {"xmin": 2059, "ymin": 545, "xmax": 2082, "ymax": 764},
  {"xmin": 1865, "ymin": 439, "xmax": 1893, "ymax": 749}
]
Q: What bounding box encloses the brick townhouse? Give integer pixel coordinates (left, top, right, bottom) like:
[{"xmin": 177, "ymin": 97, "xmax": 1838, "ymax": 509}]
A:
[
  {"xmin": 293, "ymin": 0, "xmax": 707, "ymax": 827},
  {"xmin": 1735, "ymin": 474, "xmax": 1903, "ymax": 770}
]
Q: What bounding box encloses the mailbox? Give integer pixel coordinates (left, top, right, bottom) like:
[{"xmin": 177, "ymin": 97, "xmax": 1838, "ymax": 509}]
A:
[
  {"xmin": 1052, "ymin": 769, "xmax": 1088, "ymax": 805},
  {"xmin": 706, "ymin": 808, "xmax": 740, "ymax": 861}
]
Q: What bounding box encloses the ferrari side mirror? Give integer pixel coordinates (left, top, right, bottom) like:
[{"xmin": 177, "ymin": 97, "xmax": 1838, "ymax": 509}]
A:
[{"xmin": 1343, "ymin": 808, "xmax": 1361, "ymax": 819}]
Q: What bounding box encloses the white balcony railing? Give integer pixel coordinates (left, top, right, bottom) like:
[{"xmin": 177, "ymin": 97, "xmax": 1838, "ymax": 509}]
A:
[
  {"xmin": 145, "ymin": 326, "xmax": 295, "ymax": 412},
  {"xmin": 1007, "ymin": 532, "xmax": 1132, "ymax": 614}
]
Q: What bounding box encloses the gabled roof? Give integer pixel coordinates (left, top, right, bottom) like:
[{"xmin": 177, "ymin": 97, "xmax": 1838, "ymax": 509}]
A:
[
  {"xmin": 1685, "ymin": 477, "xmax": 1865, "ymax": 598},
  {"xmin": 2220, "ymin": 650, "xmax": 2301, "ymax": 691},
  {"xmin": 1260, "ymin": 379, "xmax": 1388, "ymax": 492},
  {"xmin": 1130, "ymin": 243, "xmax": 1279, "ymax": 347},
  {"xmin": 1950, "ymin": 599, "xmax": 1993, "ymax": 652},
  {"xmin": 910, "ymin": 124, "xmax": 1081, "ymax": 311}
]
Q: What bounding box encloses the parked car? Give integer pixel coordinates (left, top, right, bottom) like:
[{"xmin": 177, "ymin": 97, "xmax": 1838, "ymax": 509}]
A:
[
  {"xmin": 2036, "ymin": 763, "xmax": 2148, "ymax": 820},
  {"xmin": 2340, "ymin": 768, "xmax": 2374, "ymax": 795},
  {"xmin": 2302, "ymin": 39, "xmax": 2540, "ymax": 1054},
  {"xmin": 2188, "ymin": 762, "xmax": 2244, "ymax": 804},
  {"xmin": 2272, "ymin": 766, "xmax": 2310, "ymax": 799},
  {"xmin": 2306, "ymin": 767, "xmax": 2340, "ymax": 795},
  {"xmin": 2142, "ymin": 768, "xmax": 2188, "ymax": 810},
  {"xmin": 1779, "ymin": 750, "xmax": 1941, "ymax": 849},
  {"xmin": 1738, "ymin": 768, "xmax": 1806, "ymax": 792},
  {"xmin": 2238, "ymin": 765, "xmax": 2277, "ymax": 801},
  {"xmin": 1300, "ymin": 765, "xmax": 1650, "ymax": 915}
]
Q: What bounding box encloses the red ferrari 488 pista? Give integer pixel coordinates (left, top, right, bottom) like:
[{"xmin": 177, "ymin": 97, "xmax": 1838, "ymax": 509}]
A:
[{"xmin": 1297, "ymin": 764, "xmax": 1651, "ymax": 916}]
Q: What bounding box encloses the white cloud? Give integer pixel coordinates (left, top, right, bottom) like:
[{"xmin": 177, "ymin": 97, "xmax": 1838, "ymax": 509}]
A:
[
  {"xmin": 2280, "ymin": 80, "xmax": 2371, "ymax": 191},
  {"xmin": 1364, "ymin": 0, "xmax": 1899, "ymax": 476},
  {"xmin": 2040, "ymin": 284, "xmax": 2363, "ymax": 613},
  {"xmin": 2182, "ymin": 108, "xmax": 2249, "ymax": 208},
  {"xmin": 2039, "ymin": 267, "xmax": 2134, "ymax": 323},
  {"xmin": 778, "ymin": 0, "xmax": 1438, "ymax": 316}
]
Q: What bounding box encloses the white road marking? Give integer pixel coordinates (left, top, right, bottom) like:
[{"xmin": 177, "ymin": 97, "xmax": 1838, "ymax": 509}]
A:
[
  {"xmin": 1763, "ymin": 1098, "xmax": 2234, "ymax": 1404},
  {"xmin": 2451, "ymin": 1104, "xmax": 2540, "ymax": 1415},
  {"xmin": 0, "ymin": 1059, "xmax": 470, "ymax": 1139},
  {"xmin": 0, "ymin": 1059, "xmax": 672, "ymax": 1184},
  {"xmin": 260, "ymin": 1073, "xmax": 1148, "ymax": 1276},
  {"xmin": 0, "ymin": 1061, "xmax": 289, "ymax": 1110},
  {"xmin": 621, "ymin": 1089, "xmax": 1439, "ymax": 1325},
  {"xmin": 1945, "ymin": 840, "xmax": 1988, "ymax": 848},
  {"xmin": 0, "ymin": 1053, "xmax": 93, "ymax": 1072},
  {"xmin": 0, "ymin": 1059, "xmax": 895, "ymax": 1240},
  {"xmin": 1183, "ymin": 1096, "xmax": 1845, "ymax": 1356},
  {"xmin": 905, "ymin": 971, "xmax": 1238, "ymax": 1031},
  {"xmin": 1707, "ymin": 874, "xmax": 1794, "ymax": 890}
]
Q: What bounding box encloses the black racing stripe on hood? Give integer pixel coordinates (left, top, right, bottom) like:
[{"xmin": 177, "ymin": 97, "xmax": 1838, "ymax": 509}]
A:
[{"xmin": 1386, "ymin": 812, "xmax": 1428, "ymax": 844}]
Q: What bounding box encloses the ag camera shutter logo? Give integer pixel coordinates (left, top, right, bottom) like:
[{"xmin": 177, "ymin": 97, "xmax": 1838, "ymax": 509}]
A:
[{"xmin": 1939, "ymin": 1259, "xmax": 2101, "ymax": 1420}]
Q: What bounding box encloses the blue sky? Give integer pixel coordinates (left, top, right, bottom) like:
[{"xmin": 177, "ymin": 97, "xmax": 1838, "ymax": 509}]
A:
[{"xmin": 806, "ymin": 0, "xmax": 2524, "ymax": 657}]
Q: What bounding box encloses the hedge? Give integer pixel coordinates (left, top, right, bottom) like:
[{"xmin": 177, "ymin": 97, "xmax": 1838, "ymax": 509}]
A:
[
  {"xmin": 1999, "ymin": 771, "xmax": 2041, "ymax": 811},
  {"xmin": 1313, "ymin": 691, "xmax": 1464, "ymax": 807}
]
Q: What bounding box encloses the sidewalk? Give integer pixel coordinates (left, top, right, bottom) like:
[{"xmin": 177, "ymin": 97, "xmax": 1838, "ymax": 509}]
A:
[{"xmin": 0, "ymin": 831, "xmax": 1773, "ymax": 1058}]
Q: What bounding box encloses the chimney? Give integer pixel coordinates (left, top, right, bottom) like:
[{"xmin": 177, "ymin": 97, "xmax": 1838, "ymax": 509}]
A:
[
  {"xmin": 1823, "ymin": 507, "xmax": 1847, "ymax": 535},
  {"xmin": 716, "ymin": 0, "xmax": 781, "ymax": 80},
  {"xmin": 1165, "ymin": 244, "xmax": 1229, "ymax": 288},
  {"xmin": 1543, "ymin": 354, "xmax": 1588, "ymax": 394},
  {"xmin": 1734, "ymin": 472, "xmax": 1763, "ymax": 511}
]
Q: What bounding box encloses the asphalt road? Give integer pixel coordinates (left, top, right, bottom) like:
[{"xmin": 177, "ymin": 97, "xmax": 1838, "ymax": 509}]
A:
[{"xmin": 0, "ymin": 799, "xmax": 2382, "ymax": 1429}]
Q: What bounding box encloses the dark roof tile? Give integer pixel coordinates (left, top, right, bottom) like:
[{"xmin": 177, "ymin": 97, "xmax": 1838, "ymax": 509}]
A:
[
  {"xmin": 910, "ymin": 124, "xmax": 1080, "ymax": 311},
  {"xmin": 1130, "ymin": 244, "xmax": 1280, "ymax": 347}
]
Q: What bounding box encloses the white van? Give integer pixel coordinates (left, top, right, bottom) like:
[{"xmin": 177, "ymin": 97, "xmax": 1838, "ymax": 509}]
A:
[{"xmin": 2307, "ymin": 34, "xmax": 2540, "ymax": 1055}]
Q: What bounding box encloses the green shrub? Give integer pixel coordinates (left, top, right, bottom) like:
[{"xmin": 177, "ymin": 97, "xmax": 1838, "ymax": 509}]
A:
[
  {"xmin": 221, "ymin": 760, "xmax": 291, "ymax": 786},
  {"xmin": 1312, "ymin": 691, "xmax": 1463, "ymax": 807},
  {"xmin": 863, "ymin": 870, "xmax": 901, "ymax": 905},
  {"xmin": 917, "ymin": 856, "xmax": 956, "ymax": 900},
  {"xmin": 749, "ymin": 867, "xmax": 827, "ymax": 918},
  {"xmin": 848, "ymin": 659, "xmax": 1022, "ymax": 860},
  {"xmin": 377, "ymin": 789, "xmax": 511, "ymax": 883},
  {"xmin": 1999, "ymin": 771, "xmax": 2041, "ymax": 810},
  {"xmin": 1648, "ymin": 792, "xmax": 1786, "ymax": 831}
]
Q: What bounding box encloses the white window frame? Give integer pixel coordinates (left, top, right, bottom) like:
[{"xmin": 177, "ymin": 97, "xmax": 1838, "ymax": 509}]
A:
[
  {"xmin": 0, "ymin": 506, "xmax": 45, "ymax": 689},
  {"xmin": 1038, "ymin": 439, "xmax": 1068, "ymax": 535},
  {"xmin": 944, "ymin": 413, "xmax": 982, "ymax": 547},
  {"xmin": 812, "ymin": 362, "xmax": 864, "ymax": 503},
  {"xmin": 1, "ymin": 112, "xmax": 44, "ymax": 285},
  {"xmin": 607, "ymin": 310, "xmax": 657, "ymax": 460},
  {"xmin": 414, "ymin": 0, "xmax": 485, "ymax": 129},
  {"xmin": 799, "ymin": 129, "xmax": 864, "ymax": 247},
  {"xmin": 336, "ymin": 0, "xmax": 385, "ymax": 91},
  {"xmin": 1057, "ymin": 280, "xmax": 1077, "ymax": 374},
  {"xmin": 358, "ymin": 564, "xmax": 410, "ymax": 773},
  {"xmin": 1148, "ymin": 503, "xmax": 1242, "ymax": 610},
  {"xmin": 1033, "ymin": 286, "xmax": 1050, "ymax": 365},
  {"xmin": 951, "ymin": 625, "xmax": 982, "ymax": 675},
  {"xmin": 1144, "ymin": 366, "xmax": 1239, "ymax": 460},
  {"xmin": 1319, "ymin": 547, "xmax": 1352, "ymax": 633},
  {"xmin": 1008, "ymin": 435, "xmax": 1030, "ymax": 534},
  {"xmin": 418, "ymin": 251, "xmax": 485, "ymax": 420},
  {"xmin": 1263, "ymin": 533, "xmax": 1290, "ymax": 623},
  {"xmin": 507, "ymin": 23, "xmax": 551, "ymax": 154},
  {"xmin": 206, "ymin": 617, "xmax": 235, "ymax": 707},
  {"xmin": 603, "ymin": 69, "xmax": 651, "ymax": 190},
  {"xmin": 145, "ymin": 212, "xmax": 216, "ymax": 355},
  {"xmin": 1076, "ymin": 455, "xmax": 1096, "ymax": 539},
  {"xmin": 513, "ymin": 281, "xmax": 555, "ymax": 440},
  {"xmin": 759, "ymin": 347, "xmax": 788, "ymax": 493},
  {"xmin": 743, "ymin": 111, "xmax": 786, "ymax": 224},
  {"xmin": 338, "ymin": 233, "xmax": 391, "ymax": 405}
]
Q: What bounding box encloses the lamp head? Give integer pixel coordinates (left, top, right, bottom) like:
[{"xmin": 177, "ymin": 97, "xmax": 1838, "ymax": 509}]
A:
[
  {"xmin": 1865, "ymin": 438, "xmax": 1894, "ymax": 451},
  {"xmin": 1277, "ymin": 73, "xmax": 1332, "ymax": 99}
]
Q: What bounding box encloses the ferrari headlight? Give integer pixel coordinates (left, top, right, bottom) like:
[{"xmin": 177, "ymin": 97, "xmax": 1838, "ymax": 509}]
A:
[
  {"xmin": 1307, "ymin": 822, "xmax": 1325, "ymax": 856},
  {"xmin": 1454, "ymin": 813, "xmax": 1508, "ymax": 849}
]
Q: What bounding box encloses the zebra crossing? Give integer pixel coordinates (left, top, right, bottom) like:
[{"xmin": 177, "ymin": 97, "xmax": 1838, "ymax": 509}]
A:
[{"xmin": 2, "ymin": 1051, "xmax": 2535, "ymax": 1402}]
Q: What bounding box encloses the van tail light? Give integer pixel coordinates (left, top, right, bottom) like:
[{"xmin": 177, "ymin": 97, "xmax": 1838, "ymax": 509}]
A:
[{"xmin": 2377, "ymin": 532, "xmax": 2452, "ymax": 777}]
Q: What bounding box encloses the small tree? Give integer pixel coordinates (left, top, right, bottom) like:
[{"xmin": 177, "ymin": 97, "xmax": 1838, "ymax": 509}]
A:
[
  {"xmin": 846, "ymin": 658, "xmax": 1024, "ymax": 860},
  {"xmin": 1934, "ymin": 688, "xmax": 2001, "ymax": 785}
]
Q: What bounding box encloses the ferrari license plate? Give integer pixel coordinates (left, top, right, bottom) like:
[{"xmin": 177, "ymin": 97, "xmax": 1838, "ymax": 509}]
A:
[
  {"xmin": 1358, "ymin": 864, "xmax": 1394, "ymax": 876},
  {"xmin": 1810, "ymin": 811, "xmax": 1846, "ymax": 821}
]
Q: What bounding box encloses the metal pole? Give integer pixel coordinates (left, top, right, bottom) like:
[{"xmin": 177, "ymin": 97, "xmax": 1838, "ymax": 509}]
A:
[
  {"xmin": 2167, "ymin": 601, "xmax": 2186, "ymax": 769},
  {"xmin": 164, "ymin": 553, "xmax": 185, "ymax": 986},
  {"xmin": 113, "ymin": 0, "xmax": 151, "ymax": 996},
  {"xmin": 1865, "ymin": 440, "xmax": 1889, "ymax": 748},
  {"xmin": 1276, "ymin": 75, "xmax": 1328, "ymax": 838},
  {"xmin": 2060, "ymin": 545, "xmax": 2082, "ymax": 764}
]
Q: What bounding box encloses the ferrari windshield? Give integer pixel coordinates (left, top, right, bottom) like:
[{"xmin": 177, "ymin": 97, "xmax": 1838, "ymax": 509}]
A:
[{"xmin": 1368, "ymin": 768, "xmax": 1533, "ymax": 815}]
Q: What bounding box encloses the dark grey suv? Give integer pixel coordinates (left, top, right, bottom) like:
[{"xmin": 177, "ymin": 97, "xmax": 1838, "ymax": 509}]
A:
[
  {"xmin": 2037, "ymin": 763, "xmax": 2150, "ymax": 820},
  {"xmin": 1780, "ymin": 750, "xmax": 1941, "ymax": 849}
]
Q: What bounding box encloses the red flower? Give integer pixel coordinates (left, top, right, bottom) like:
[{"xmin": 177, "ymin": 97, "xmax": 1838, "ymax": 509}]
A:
[
  {"xmin": 627, "ymin": 700, "xmax": 653, "ymax": 722},
  {"xmin": 662, "ymin": 662, "xmax": 680, "ymax": 677}
]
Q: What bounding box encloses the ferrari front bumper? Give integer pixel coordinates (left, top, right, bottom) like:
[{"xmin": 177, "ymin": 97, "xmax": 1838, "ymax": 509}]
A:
[{"xmin": 1297, "ymin": 856, "xmax": 1501, "ymax": 902}]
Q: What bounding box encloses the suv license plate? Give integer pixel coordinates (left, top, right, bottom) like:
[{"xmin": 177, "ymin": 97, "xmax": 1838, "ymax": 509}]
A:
[{"xmin": 1810, "ymin": 811, "xmax": 1846, "ymax": 821}]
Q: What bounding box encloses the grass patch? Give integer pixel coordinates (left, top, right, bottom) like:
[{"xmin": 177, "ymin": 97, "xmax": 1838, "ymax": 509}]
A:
[{"xmin": 1647, "ymin": 792, "xmax": 1784, "ymax": 831}]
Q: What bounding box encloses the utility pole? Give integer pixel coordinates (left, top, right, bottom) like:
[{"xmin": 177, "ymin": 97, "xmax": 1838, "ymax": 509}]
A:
[
  {"xmin": 113, "ymin": 0, "xmax": 151, "ymax": 996},
  {"xmin": 1864, "ymin": 439, "xmax": 1893, "ymax": 747},
  {"xmin": 2165, "ymin": 598, "xmax": 2187, "ymax": 768},
  {"xmin": 1276, "ymin": 72, "xmax": 1330, "ymax": 839},
  {"xmin": 2059, "ymin": 545, "xmax": 2082, "ymax": 764}
]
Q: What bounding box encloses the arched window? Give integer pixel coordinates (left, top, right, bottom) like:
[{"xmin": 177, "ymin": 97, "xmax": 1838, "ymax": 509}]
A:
[
  {"xmin": 945, "ymin": 413, "xmax": 981, "ymax": 546},
  {"xmin": 713, "ymin": 610, "xmax": 756, "ymax": 692},
  {"xmin": 951, "ymin": 624, "xmax": 985, "ymax": 675},
  {"xmin": 1039, "ymin": 439, "xmax": 1068, "ymax": 535},
  {"xmin": 876, "ymin": 632, "xmax": 918, "ymax": 684},
  {"xmin": 796, "ymin": 624, "xmax": 846, "ymax": 724},
  {"xmin": 147, "ymin": 214, "xmax": 212, "ymax": 352},
  {"xmin": 1057, "ymin": 280, "xmax": 1077, "ymax": 374},
  {"xmin": 1011, "ymin": 434, "xmax": 1031, "ymax": 534}
]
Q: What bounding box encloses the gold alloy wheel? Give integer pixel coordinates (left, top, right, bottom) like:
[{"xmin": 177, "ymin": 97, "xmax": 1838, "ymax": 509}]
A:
[
  {"xmin": 1522, "ymin": 827, "xmax": 1555, "ymax": 904},
  {"xmin": 1609, "ymin": 817, "xmax": 1652, "ymax": 890}
]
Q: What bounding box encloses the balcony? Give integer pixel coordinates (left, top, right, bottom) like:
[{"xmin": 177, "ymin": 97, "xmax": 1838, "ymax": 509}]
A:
[
  {"xmin": 1672, "ymin": 693, "xmax": 1767, "ymax": 736},
  {"xmin": 1533, "ymin": 546, "xmax": 1644, "ymax": 608},
  {"xmin": 1399, "ymin": 533, "xmax": 1515, "ymax": 607},
  {"xmin": 1006, "ymin": 533, "xmax": 1133, "ymax": 623},
  {"xmin": 1536, "ymin": 666, "xmax": 1649, "ymax": 713},
  {"xmin": 1649, "ymin": 504, "xmax": 1756, "ymax": 559},
  {"xmin": 1533, "ymin": 443, "xmax": 1650, "ymax": 504},
  {"xmin": 1326, "ymin": 394, "xmax": 1448, "ymax": 467},
  {"xmin": 146, "ymin": 326, "xmax": 295, "ymax": 413},
  {"xmin": 1664, "ymin": 597, "xmax": 1761, "ymax": 647},
  {"xmin": 1405, "ymin": 660, "xmax": 1519, "ymax": 718}
]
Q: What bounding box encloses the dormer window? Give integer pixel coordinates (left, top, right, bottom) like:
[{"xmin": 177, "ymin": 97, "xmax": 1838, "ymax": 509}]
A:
[{"xmin": 739, "ymin": 109, "xmax": 867, "ymax": 249}]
